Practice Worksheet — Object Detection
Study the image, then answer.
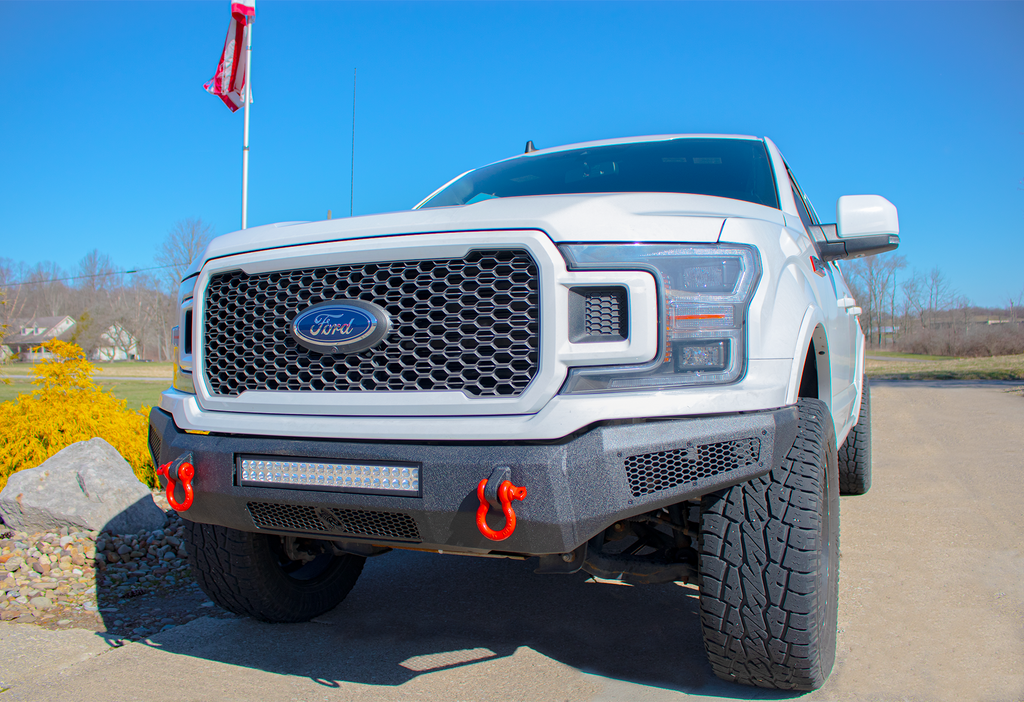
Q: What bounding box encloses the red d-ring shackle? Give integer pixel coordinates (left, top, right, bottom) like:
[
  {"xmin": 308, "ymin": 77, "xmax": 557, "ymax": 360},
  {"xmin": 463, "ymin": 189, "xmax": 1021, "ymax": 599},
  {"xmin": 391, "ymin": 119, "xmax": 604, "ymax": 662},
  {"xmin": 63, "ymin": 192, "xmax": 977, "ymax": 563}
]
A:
[
  {"xmin": 157, "ymin": 453, "xmax": 195, "ymax": 512},
  {"xmin": 476, "ymin": 475, "xmax": 527, "ymax": 541}
]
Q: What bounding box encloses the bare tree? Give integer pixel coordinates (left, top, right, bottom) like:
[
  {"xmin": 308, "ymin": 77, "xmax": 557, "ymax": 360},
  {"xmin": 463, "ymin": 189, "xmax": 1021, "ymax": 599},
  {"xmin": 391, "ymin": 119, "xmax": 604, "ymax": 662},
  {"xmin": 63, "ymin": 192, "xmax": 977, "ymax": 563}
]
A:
[
  {"xmin": 157, "ymin": 218, "xmax": 214, "ymax": 291},
  {"xmin": 0, "ymin": 258, "xmax": 28, "ymax": 331},
  {"xmin": 0, "ymin": 289, "xmax": 10, "ymax": 371},
  {"xmin": 22, "ymin": 261, "xmax": 69, "ymax": 317},
  {"xmin": 109, "ymin": 271, "xmax": 172, "ymax": 360},
  {"xmin": 1006, "ymin": 286, "xmax": 1024, "ymax": 326},
  {"xmin": 77, "ymin": 250, "xmax": 118, "ymax": 295},
  {"xmin": 845, "ymin": 254, "xmax": 907, "ymax": 347},
  {"xmin": 900, "ymin": 271, "xmax": 926, "ymax": 333},
  {"xmin": 925, "ymin": 267, "xmax": 955, "ymax": 321}
]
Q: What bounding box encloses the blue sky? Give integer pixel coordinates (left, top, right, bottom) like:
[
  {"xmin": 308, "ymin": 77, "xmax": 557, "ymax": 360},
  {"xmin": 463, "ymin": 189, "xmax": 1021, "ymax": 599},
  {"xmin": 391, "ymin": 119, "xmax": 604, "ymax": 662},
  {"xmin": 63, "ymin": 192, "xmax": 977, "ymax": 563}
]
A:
[{"xmin": 1, "ymin": 1, "xmax": 1022, "ymax": 306}]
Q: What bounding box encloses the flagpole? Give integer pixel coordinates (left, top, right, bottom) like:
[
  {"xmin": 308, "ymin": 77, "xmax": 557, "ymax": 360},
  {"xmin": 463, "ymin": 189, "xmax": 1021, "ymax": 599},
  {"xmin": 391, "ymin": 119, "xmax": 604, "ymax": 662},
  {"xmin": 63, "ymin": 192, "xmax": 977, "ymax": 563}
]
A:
[
  {"xmin": 241, "ymin": 20, "xmax": 253, "ymax": 230},
  {"xmin": 350, "ymin": 67, "xmax": 356, "ymax": 217}
]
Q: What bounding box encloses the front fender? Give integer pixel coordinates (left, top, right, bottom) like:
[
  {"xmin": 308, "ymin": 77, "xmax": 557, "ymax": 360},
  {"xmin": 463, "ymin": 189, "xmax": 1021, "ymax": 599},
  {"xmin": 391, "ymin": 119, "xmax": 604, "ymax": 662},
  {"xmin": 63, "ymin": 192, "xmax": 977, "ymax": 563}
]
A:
[{"xmin": 784, "ymin": 309, "xmax": 831, "ymax": 411}]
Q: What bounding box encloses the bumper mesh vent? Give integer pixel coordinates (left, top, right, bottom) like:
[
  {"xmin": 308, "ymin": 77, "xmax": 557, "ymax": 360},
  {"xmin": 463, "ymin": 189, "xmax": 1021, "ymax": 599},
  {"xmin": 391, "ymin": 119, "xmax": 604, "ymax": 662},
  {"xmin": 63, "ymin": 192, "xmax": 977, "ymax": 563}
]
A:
[
  {"xmin": 147, "ymin": 426, "xmax": 162, "ymax": 467},
  {"xmin": 246, "ymin": 502, "xmax": 421, "ymax": 542},
  {"xmin": 204, "ymin": 249, "xmax": 539, "ymax": 397},
  {"xmin": 321, "ymin": 508, "xmax": 421, "ymax": 541},
  {"xmin": 625, "ymin": 438, "xmax": 761, "ymax": 497},
  {"xmin": 247, "ymin": 502, "xmax": 329, "ymax": 533}
]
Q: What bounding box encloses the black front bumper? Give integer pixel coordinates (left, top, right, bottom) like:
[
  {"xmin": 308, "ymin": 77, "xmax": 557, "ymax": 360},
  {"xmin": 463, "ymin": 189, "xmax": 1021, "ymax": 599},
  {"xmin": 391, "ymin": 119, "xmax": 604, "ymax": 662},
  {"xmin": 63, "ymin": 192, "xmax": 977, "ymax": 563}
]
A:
[{"xmin": 148, "ymin": 405, "xmax": 797, "ymax": 555}]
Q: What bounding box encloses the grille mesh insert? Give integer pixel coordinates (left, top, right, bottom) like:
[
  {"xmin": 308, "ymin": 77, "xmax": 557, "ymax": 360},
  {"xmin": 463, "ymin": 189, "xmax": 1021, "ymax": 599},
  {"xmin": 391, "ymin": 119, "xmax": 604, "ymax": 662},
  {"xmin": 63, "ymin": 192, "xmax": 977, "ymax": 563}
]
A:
[
  {"xmin": 204, "ymin": 249, "xmax": 539, "ymax": 397},
  {"xmin": 584, "ymin": 288, "xmax": 627, "ymax": 339},
  {"xmin": 246, "ymin": 502, "xmax": 421, "ymax": 541},
  {"xmin": 624, "ymin": 438, "xmax": 761, "ymax": 497}
]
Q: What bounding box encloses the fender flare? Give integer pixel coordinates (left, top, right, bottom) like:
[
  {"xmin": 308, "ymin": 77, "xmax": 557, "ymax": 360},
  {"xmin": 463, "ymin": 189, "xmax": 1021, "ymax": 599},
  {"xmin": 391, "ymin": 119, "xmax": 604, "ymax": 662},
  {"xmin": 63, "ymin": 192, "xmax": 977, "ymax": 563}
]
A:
[{"xmin": 785, "ymin": 306, "xmax": 831, "ymax": 411}]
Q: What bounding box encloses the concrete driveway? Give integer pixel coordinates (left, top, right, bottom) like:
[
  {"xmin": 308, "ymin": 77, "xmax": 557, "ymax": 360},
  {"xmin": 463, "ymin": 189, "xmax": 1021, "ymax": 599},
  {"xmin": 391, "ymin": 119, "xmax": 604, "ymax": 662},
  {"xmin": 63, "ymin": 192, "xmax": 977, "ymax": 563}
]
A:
[{"xmin": 1, "ymin": 382, "xmax": 1022, "ymax": 701}]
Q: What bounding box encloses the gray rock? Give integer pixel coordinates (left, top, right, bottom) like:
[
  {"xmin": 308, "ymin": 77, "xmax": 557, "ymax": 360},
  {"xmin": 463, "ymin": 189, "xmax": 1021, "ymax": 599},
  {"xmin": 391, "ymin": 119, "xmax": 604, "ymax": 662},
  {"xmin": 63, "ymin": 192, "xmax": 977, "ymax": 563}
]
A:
[{"xmin": 0, "ymin": 438, "xmax": 166, "ymax": 535}]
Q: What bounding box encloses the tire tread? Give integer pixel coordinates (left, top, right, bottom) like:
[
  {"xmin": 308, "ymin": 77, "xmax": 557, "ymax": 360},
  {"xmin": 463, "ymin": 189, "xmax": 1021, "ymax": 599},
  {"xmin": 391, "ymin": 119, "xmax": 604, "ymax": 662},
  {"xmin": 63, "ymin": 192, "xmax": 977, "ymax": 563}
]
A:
[
  {"xmin": 184, "ymin": 520, "xmax": 364, "ymax": 623},
  {"xmin": 838, "ymin": 378, "xmax": 871, "ymax": 495},
  {"xmin": 698, "ymin": 398, "xmax": 839, "ymax": 690}
]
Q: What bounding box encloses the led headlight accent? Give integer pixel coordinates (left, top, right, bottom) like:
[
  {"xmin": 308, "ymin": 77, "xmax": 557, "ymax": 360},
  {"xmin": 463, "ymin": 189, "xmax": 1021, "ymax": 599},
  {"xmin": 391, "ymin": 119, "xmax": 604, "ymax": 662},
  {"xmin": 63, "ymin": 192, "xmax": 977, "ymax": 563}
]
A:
[
  {"xmin": 674, "ymin": 340, "xmax": 729, "ymax": 372},
  {"xmin": 238, "ymin": 456, "xmax": 421, "ymax": 496},
  {"xmin": 559, "ymin": 244, "xmax": 760, "ymax": 392}
]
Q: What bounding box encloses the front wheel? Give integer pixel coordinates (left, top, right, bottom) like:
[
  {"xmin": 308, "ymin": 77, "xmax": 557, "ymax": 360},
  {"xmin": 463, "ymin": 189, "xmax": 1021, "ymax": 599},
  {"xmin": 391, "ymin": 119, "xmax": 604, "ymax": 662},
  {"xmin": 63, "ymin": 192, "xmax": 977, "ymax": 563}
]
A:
[
  {"xmin": 184, "ymin": 521, "xmax": 365, "ymax": 623},
  {"xmin": 698, "ymin": 398, "xmax": 839, "ymax": 690}
]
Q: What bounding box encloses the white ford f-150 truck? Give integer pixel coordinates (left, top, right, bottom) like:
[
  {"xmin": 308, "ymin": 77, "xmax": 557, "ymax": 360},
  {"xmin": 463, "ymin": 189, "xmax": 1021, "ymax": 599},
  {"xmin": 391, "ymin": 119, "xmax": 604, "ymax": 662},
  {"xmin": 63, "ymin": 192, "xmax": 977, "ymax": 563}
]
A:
[{"xmin": 150, "ymin": 134, "xmax": 898, "ymax": 690}]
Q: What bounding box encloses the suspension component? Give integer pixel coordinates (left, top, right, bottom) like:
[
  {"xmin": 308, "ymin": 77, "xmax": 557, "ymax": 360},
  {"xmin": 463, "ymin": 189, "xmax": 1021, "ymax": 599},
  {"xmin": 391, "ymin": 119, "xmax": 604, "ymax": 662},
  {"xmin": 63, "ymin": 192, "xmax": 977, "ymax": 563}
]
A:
[
  {"xmin": 475, "ymin": 467, "xmax": 527, "ymax": 541},
  {"xmin": 157, "ymin": 452, "xmax": 195, "ymax": 512}
]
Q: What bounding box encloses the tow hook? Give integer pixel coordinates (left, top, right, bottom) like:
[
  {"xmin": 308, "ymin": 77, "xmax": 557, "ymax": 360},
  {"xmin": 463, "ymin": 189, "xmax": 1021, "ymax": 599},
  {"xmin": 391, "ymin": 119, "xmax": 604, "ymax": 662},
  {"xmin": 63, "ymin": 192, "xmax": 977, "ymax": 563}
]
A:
[
  {"xmin": 475, "ymin": 466, "xmax": 527, "ymax": 541},
  {"xmin": 157, "ymin": 452, "xmax": 195, "ymax": 512}
]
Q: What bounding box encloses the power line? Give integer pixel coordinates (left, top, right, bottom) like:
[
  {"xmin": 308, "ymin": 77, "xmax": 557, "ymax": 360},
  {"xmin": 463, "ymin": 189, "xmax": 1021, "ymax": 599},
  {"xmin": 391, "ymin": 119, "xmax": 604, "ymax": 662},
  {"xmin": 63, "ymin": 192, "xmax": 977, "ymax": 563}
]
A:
[{"xmin": 0, "ymin": 264, "xmax": 176, "ymax": 289}]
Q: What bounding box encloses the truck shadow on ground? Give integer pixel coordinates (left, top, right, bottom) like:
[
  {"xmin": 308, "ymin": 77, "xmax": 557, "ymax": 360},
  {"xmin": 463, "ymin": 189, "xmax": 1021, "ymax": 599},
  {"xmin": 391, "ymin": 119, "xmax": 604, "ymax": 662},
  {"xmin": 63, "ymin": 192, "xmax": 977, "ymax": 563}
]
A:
[{"xmin": 98, "ymin": 549, "xmax": 801, "ymax": 700}]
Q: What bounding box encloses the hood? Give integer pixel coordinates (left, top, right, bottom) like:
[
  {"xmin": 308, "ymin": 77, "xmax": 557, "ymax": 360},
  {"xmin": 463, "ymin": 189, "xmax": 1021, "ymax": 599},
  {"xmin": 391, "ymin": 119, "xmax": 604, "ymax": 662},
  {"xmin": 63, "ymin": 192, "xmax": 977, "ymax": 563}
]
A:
[{"xmin": 186, "ymin": 192, "xmax": 784, "ymax": 278}]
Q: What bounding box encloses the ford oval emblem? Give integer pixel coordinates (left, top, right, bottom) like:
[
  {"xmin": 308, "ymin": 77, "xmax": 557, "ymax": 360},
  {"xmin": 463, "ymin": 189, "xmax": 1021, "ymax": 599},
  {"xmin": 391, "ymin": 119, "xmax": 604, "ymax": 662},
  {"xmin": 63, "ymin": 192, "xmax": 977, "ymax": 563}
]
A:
[{"xmin": 290, "ymin": 299, "xmax": 391, "ymax": 354}]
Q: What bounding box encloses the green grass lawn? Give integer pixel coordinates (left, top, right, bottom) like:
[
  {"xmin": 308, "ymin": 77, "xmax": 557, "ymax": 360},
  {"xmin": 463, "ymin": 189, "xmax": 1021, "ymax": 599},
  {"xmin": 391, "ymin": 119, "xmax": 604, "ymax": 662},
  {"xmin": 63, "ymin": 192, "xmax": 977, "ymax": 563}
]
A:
[
  {"xmin": 866, "ymin": 354, "xmax": 1024, "ymax": 381},
  {"xmin": 89, "ymin": 360, "xmax": 174, "ymax": 377},
  {"xmin": 0, "ymin": 377, "xmax": 168, "ymax": 410},
  {"xmin": 865, "ymin": 351, "xmax": 956, "ymax": 361},
  {"xmin": 2, "ymin": 360, "xmax": 173, "ymax": 379}
]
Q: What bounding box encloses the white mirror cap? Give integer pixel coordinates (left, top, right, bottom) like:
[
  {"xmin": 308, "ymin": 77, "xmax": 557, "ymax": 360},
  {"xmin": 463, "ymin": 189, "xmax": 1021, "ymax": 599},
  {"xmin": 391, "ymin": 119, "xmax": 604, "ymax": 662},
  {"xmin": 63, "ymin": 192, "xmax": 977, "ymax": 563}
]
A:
[{"xmin": 836, "ymin": 195, "xmax": 899, "ymax": 238}]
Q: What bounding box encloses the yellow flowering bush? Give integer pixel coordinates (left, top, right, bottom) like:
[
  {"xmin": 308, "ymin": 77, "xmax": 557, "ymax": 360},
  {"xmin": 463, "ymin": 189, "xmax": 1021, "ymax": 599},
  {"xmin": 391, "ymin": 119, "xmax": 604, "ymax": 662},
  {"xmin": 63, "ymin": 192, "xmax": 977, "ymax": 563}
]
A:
[{"xmin": 0, "ymin": 340, "xmax": 155, "ymax": 491}]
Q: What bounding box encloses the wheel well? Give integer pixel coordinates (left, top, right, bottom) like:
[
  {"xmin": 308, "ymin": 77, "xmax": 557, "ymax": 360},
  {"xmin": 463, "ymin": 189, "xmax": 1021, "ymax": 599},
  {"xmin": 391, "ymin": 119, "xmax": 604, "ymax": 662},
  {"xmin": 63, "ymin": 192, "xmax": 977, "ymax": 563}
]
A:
[
  {"xmin": 796, "ymin": 324, "xmax": 831, "ymax": 402},
  {"xmin": 799, "ymin": 344, "xmax": 819, "ymax": 399}
]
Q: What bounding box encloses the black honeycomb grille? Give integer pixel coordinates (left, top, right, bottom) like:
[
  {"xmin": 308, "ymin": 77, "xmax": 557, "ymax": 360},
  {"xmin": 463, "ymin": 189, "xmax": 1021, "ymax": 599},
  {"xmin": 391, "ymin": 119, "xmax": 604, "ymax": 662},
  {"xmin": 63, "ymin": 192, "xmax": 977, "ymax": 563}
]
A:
[
  {"xmin": 246, "ymin": 502, "xmax": 329, "ymax": 533},
  {"xmin": 584, "ymin": 289, "xmax": 627, "ymax": 338},
  {"xmin": 147, "ymin": 425, "xmax": 162, "ymax": 467},
  {"xmin": 246, "ymin": 502, "xmax": 421, "ymax": 541},
  {"xmin": 321, "ymin": 508, "xmax": 421, "ymax": 541},
  {"xmin": 624, "ymin": 438, "xmax": 761, "ymax": 497},
  {"xmin": 204, "ymin": 250, "xmax": 539, "ymax": 397}
]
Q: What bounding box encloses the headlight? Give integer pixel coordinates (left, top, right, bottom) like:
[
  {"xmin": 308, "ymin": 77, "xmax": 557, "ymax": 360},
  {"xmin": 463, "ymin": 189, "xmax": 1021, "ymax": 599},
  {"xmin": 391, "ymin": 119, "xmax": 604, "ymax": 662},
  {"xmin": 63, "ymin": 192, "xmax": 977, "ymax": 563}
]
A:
[{"xmin": 558, "ymin": 244, "xmax": 760, "ymax": 393}]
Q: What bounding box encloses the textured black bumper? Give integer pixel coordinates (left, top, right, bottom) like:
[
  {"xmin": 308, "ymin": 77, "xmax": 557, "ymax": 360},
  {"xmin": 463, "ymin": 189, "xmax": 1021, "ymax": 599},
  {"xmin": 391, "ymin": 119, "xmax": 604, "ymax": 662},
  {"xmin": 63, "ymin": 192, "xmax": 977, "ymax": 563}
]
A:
[{"xmin": 148, "ymin": 405, "xmax": 797, "ymax": 555}]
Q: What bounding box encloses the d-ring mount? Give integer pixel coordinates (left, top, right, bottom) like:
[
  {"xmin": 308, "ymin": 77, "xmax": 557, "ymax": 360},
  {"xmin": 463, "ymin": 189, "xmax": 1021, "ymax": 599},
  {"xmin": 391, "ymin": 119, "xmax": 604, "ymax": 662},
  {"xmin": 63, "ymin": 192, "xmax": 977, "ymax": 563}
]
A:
[
  {"xmin": 157, "ymin": 452, "xmax": 195, "ymax": 512},
  {"xmin": 476, "ymin": 466, "xmax": 527, "ymax": 541}
]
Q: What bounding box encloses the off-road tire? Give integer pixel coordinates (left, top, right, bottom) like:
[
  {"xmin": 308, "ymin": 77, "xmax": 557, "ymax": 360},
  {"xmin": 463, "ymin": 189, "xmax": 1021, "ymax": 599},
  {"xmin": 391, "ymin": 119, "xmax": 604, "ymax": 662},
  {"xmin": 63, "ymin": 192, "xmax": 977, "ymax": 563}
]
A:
[
  {"xmin": 838, "ymin": 378, "xmax": 872, "ymax": 495},
  {"xmin": 184, "ymin": 521, "xmax": 365, "ymax": 623},
  {"xmin": 698, "ymin": 398, "xmax": 839, "ymax": 690}
]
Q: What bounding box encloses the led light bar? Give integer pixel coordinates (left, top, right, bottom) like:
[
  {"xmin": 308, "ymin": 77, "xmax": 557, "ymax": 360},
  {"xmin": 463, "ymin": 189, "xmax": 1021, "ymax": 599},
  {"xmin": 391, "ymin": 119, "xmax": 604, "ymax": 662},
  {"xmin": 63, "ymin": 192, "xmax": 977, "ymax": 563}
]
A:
[{"xmin": 237, "ymin": 456, "xmax": 421, "ymax": 496}]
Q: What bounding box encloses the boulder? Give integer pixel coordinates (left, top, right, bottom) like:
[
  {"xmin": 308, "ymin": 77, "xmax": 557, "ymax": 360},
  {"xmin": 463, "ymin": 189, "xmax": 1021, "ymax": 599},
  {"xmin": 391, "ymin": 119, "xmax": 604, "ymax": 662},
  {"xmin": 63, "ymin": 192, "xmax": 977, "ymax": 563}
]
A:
[{"xmin": 0, "ymin": 438, "xmax": 165, "ymax": 535}]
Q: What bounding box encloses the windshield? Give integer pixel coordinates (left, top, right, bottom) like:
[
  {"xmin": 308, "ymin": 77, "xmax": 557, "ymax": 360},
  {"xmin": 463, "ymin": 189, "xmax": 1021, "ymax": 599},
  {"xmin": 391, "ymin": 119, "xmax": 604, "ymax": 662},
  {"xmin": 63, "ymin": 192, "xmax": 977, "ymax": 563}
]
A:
[{"xmin": 419, "ymin": 138, "xmax": 779, "ymax": 209}]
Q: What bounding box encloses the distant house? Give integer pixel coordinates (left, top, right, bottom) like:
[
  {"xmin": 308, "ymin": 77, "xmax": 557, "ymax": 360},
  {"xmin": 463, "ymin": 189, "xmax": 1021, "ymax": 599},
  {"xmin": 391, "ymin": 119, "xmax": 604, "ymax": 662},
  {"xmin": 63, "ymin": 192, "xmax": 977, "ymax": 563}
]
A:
[
  {"xmin": 91, "ymin": 322, "xmax": 140, "ymax": 361},
  {"xmin": 1, "ymin": 316, "xmax": 76, "ymax": 362},
  {"xmin": 0, "ymin": 315, "xmax": 140, "ymax": 362}
]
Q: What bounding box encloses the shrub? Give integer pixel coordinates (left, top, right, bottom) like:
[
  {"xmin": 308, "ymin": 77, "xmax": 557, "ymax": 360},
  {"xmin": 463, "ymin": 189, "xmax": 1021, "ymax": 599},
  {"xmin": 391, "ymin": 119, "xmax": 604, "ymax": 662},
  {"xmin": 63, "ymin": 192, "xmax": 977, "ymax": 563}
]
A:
[
  {"xmin": 0, "ymin": 340, "xmax": 155, "ymax": 491},
  {"xmin": 896, "ymin": 323, "xmax": 1024, "ymax": 357}
]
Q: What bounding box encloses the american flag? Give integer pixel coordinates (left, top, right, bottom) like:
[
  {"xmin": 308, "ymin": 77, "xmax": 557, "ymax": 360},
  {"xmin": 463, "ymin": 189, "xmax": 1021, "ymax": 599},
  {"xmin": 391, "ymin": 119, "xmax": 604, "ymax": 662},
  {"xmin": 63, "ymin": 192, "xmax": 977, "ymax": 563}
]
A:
[{"xmin": 203, "ymin": 1, "xmax": 256, "ymax": 112}]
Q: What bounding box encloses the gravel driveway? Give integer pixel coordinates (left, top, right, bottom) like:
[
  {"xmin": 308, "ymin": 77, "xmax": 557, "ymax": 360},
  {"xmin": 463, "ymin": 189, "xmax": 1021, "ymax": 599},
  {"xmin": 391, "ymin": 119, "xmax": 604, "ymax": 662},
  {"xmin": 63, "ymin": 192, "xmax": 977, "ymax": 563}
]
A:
[{"xmin": 1, "ymin": 382, "xmax": 1021, "ymax": 701}]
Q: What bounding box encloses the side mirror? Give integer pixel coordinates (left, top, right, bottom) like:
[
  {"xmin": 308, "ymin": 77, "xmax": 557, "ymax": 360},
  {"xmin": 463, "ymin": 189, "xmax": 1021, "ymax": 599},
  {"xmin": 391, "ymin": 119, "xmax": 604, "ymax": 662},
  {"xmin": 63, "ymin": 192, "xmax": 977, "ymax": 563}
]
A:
[
  {"xmin": 812, "ymin": 195, "xmax": 901, "ymax": 262},
  {"xmin": 837, "ymin": 194, "xmax": 899, "ymax": 238}
]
